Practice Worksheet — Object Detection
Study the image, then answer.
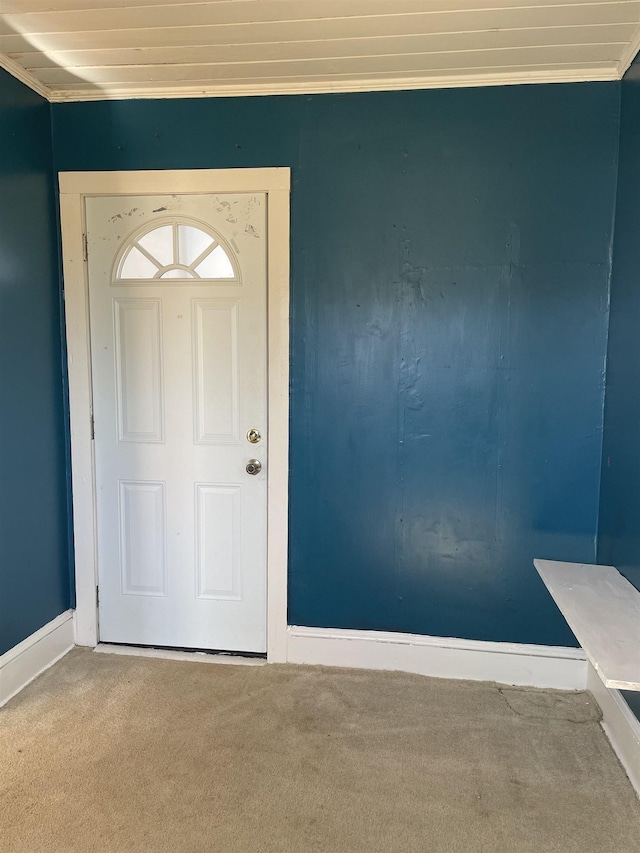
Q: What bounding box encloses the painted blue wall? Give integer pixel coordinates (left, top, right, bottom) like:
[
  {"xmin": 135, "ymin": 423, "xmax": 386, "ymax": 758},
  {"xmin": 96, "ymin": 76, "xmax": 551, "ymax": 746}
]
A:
[
  {"xmin": 598, "ymin": 61, "xmax": 640, "ymax": 591},
  {"xmin": 0, "ymin": 69, "xmax": 71, "ymax": 655},
  {"xmin": 52, "ymin": 82, "xmax": 619, "ymax": 646}
]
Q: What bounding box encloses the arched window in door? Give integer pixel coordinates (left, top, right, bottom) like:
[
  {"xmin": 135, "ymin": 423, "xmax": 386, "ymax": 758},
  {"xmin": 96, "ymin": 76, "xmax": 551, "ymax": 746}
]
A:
[{"xmin": 115, "ymin": 219, "xmax": 238, "ymax": 281}]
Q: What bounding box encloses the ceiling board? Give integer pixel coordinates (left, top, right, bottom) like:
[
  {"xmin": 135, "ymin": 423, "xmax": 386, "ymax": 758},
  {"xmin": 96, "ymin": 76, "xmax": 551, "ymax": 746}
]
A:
[
  {"xmin": 14, "ymin": 26, "xmax": 635, "ymax": 71},
  {"xmin": 0, "ymin": 0, "xmax": 638, "ymax": 102}
]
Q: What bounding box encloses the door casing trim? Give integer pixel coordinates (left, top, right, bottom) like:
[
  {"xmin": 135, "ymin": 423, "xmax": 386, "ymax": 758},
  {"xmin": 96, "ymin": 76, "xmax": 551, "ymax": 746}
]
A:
[{"xmin": 59, "ymin": 168, "xmax": 290, "ymax": 662}]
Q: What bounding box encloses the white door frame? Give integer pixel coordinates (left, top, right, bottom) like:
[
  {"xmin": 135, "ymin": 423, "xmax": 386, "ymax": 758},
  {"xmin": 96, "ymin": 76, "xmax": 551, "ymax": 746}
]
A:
[{"xmin": 59, "ymin": 169, "xmax": 290, "ymax": 662}]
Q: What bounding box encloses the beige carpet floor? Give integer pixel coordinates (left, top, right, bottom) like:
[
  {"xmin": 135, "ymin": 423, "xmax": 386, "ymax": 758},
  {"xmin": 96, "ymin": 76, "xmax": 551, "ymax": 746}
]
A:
[{"xmin": 1, "ymin": 649, "xmax": 639, "ymax": 853}]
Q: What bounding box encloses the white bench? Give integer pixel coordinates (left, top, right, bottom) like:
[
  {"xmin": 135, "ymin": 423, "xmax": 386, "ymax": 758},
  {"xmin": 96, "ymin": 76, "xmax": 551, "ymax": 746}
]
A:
[{"xmin": 534, "ymin": 559, "xmax": 640, "ymax": 691}]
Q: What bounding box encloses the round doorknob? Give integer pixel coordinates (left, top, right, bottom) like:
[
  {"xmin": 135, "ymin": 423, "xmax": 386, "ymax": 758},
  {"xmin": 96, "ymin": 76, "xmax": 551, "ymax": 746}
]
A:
[{"xmin": 246, "ymin": 459, "xmax": 262, "ymax": 475}]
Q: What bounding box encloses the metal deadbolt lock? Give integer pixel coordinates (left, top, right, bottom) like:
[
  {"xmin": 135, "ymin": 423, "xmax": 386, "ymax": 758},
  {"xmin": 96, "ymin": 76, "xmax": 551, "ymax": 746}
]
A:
[
  {"xmin": 246, "ymin": 459, "xmax": 262, "ymax": 476},
  {"xmin": 247, "ymin": 428, "xmax": 261, "ymax": 444}
]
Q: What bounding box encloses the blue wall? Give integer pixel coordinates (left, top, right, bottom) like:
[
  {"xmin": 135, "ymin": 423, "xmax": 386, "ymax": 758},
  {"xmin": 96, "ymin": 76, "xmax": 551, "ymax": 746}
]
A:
[
  {"xmin": 598, "ymin": 62, "xmax": 640, "ymax": 591},
  {"xmin": 52, "ymin": 83, "xmax": 620, "ymax": 647},
  {"xmin": 0, "ymin": 69, "xmax": 71, "ymax": 655}
]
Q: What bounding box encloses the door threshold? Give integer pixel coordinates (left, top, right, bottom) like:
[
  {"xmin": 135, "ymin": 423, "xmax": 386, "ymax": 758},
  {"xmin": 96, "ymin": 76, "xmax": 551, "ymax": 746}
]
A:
[{"xmin": 94, "ymin": 643, "xmax": 267, "ymax": 666}]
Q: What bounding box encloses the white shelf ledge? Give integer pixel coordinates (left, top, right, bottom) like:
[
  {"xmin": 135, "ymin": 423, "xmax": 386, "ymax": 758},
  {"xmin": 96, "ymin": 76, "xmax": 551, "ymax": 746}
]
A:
[{"xmin": 534, "ymin": 560, "xmax": 640, "ymax": 692}]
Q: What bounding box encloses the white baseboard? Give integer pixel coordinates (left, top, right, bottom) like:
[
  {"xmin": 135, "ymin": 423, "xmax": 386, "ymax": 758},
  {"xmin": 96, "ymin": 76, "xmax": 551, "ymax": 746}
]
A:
[
  {"xmin": 287, "ymin": 626, "xmax": 587, "ymax": 690},
  {"xmin": 0, "ymin": 610, "xmax": 74, "ymax": 708},
  {"xmin": 587, "ymin": 664, "xmax": 640, "ymax": 797}
]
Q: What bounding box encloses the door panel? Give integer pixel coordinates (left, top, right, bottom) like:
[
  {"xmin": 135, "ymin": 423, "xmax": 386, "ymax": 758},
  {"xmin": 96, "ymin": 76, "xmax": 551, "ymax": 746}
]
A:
[
  {"xmin": 195, "ymin": 484, "xmax": 242, "ymax": 600},
  {"xmin": 114, "ymin": 298, "xmax": 164, "ymax": 442},
  {"xmin": 86, "ymin": 193, "xmax": 267, "ymax": 652},
  {"xmin": 119, "ymin": 480, "xmax": 167, "ymax": 596},
  {"xmin": 192, "ymin": 299, "xmax": 239, "ymax": 443}
]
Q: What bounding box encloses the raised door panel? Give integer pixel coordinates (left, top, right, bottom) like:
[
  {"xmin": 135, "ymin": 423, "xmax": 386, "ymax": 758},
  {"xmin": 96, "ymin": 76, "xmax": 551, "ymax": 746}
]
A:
[
  {"xmin": 114, "ymin": 298, "xmax": 164, "ymax": 443},
  {"xmin": 195, "ymin": 484, "xmax": 242, "ymax": 600},
  {"xmin": 192, "ymin": 299, "xmax": 240, "ymax": 444},
  {"xmin": 119, "ymin": 480, "xmax": 167, "ymax": 596}
]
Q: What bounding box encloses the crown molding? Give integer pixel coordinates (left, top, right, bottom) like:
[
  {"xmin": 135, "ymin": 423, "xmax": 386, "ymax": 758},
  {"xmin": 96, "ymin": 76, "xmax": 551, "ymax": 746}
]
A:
[
  {"xmin": 46, "ymin": 65, "xmax": 620, "ymax": 103},
  {"xmin": 0, "ymin": 48, "xmax": 623, "ymax": 105},
  {"xmin": 617, "ymin": 24, "xmax": 640, "ymax": 79},
  {"xmin": 0, "ymin": 51, "xmax": 51, "ymax": 100}
]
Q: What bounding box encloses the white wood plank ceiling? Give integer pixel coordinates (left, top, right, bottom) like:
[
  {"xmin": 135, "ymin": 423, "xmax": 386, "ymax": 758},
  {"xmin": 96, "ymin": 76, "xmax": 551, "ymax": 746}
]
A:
[{"xmin": 1, "ymin": 0, "xmax": 639, "ymax": 103}]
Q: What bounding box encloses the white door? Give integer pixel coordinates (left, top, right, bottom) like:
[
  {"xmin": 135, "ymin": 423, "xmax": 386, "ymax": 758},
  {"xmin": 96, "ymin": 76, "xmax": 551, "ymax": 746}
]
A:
[{"xmin": 86, "ymin": 193, "xmax": 267, "ymax": 653}]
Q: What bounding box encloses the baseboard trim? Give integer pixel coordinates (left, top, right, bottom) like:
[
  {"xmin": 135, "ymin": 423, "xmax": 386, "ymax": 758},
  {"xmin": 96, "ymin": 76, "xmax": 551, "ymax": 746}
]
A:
[
  {"xmin": 287, "ymin": 626, "xmax": 587, "ymax": 689},
  {"xmin": 587, "ymin": 664, "xmax": 640, "ymax": 797},
  {"xmin": 0, "ymin": 611, "xmax": 74, "ymax": 708}
]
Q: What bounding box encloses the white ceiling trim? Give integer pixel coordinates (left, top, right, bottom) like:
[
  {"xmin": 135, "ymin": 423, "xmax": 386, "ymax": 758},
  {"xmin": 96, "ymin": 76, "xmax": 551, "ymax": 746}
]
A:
[
  {"xmin": 0, "ymin": 49, "xmax": 51, "ymax": 99},
  {"xmin": 617, "ymin": 22, "xmax": 640, "ymax": 75},
  {"xmin": 46, "ymin": 64, "xmax": 620, "ymax": 103}
]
